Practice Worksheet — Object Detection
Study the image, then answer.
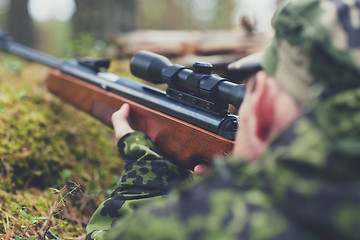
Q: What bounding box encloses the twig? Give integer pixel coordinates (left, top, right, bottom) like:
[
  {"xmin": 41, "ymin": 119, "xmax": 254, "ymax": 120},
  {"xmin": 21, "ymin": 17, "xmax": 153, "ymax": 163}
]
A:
[
  {"xmin": 46, "ymin": 229, "xmax": 61, "ymax": 240},
  {"xmin": 42, "ymin": 225, "xmax": 50, "ymax": 240},
  {"xmin": 1, "ymin": 217, "xmax": 12, "ymax": 240},
  {"xmin": 39, "ymin": 182, "xmax": 82, "ymax": 238},
  {"xmin": 0, "ymin": 148, "xmax": 32, "ymax": 158},
  {"xmin": 40, "ymin": 201, "xmax": 57, "ymax": 233},
  {"xmin": 36, "ymin": 228, "xmax": 45, "ymax": 240}
]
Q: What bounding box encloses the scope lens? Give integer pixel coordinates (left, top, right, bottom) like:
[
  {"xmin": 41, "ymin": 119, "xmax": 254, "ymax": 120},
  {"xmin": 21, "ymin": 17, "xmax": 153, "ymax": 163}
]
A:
[{"xmin": 130, "ymin": 50, "xmax": 172, "ymax": 84}]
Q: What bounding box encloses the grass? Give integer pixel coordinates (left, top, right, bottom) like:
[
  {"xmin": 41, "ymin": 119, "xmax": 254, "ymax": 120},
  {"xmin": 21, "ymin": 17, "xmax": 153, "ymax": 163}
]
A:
[{"xmin": 0, "ymin": 54, "xmax": 132, "ymax": 239}]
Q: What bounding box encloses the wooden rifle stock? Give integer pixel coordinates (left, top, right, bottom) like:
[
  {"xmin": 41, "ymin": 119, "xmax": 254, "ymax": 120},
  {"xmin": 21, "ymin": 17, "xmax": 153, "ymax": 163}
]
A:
[{"xmin": 45, "ymin": 69, "xmax": 234, "ymax": 169}]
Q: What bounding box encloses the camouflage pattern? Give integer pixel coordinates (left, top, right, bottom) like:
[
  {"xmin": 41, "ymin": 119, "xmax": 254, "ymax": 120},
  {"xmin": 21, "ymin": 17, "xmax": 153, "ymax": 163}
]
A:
[
  {"xmin": 86, "ymin": 0, "xmax": 360, "ymax": 239},
  {"xmin": 231, "ymin": 0, "xmax": 360, "ymax": 104},
  {"xmin": 85, "ymin": 132, "xmax": 191, "ymax": 240}
]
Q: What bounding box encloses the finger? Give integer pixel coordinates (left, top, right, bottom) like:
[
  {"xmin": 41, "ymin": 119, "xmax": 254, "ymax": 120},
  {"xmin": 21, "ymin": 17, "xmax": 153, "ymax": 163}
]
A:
[
  {"xmin": 193, "ymin": 164, "xmax": 212, "ymax": 175},
  {"xmin": 112, "ymin": 103, "xmax": 130, "ymax": 125},
  {"xmin": 120, "ymin": 103, "xmax": 131, "ymax": 119},
  {"xmin": 112, "ymin": 104, "xmax": 134, "ymax": 141}
]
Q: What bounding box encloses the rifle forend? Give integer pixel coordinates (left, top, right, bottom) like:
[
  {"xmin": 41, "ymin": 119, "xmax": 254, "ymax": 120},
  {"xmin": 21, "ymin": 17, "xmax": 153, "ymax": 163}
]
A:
[{"xmin": 0, "ymin": 30, "xmax": 244, "ymax": 169}]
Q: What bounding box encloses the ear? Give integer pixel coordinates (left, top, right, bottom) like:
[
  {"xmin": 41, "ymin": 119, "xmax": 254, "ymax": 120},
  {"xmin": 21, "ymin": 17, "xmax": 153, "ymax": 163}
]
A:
[{"xmin": 252, "ymin": 71, "xmax": 276, "ymax": 141}]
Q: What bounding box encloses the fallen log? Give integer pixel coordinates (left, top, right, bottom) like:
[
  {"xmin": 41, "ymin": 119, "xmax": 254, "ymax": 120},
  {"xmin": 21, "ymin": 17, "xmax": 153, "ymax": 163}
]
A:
[{"xmin": 106, "ymin": 30, "xmax": 272, "ymax": 61}]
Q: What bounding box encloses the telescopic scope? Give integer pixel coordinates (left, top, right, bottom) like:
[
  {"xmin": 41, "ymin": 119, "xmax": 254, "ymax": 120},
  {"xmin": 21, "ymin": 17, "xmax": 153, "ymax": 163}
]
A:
[{"xmin": 130, "ymin": 50, "xmax": 245, "ymax": 110}]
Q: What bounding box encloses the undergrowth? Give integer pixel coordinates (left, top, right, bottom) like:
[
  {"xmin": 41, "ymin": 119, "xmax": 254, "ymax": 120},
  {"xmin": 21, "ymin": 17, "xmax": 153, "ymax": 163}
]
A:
[{"xmin": 0, "ymin": 54, "xmax": 131, "ymax": 239}]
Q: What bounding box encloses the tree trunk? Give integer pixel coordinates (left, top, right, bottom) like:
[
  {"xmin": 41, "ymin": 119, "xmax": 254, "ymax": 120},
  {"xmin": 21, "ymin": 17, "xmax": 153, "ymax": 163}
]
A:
[
  {"xmin": 72, "ymin": 0, "xmax": 136, "ymax": 40},
  {"xmin": 7, "ymin": 0, "xmax": 34, "ymax": 47}
]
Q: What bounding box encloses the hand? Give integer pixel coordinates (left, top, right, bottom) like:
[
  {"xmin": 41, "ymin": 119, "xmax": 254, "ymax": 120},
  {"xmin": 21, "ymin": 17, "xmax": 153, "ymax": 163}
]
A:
[{"xmin": 111, "ymin": 103, "xmax": 135, "ymax": 141}]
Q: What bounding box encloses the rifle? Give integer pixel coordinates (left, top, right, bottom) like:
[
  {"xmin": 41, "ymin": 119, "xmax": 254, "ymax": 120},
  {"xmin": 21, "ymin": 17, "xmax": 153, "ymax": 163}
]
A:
[{"xmin": 0, "ymin": 31, "xmax": 245, "ymax": 169}]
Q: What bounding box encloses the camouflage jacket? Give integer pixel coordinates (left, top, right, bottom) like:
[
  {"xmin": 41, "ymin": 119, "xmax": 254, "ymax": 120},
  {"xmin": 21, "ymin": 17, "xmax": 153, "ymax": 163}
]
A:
[{"xmin": 86, "ymin": 87, "xmax": 360, "ymax": 240}]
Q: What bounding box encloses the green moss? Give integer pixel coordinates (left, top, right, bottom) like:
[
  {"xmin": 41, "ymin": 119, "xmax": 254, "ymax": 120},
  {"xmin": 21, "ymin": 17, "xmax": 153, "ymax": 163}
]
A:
[
  {"xmin": 0, "ymin": 57, "xmax": 132, "ymax": 237},
  {"xmin": 0, "ymin": 59, "xmax": 125, "ymax": 190}
]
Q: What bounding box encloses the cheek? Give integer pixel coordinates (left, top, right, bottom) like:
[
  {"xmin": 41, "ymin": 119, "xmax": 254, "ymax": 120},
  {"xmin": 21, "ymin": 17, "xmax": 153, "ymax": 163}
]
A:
[
  {"xmin": 235, "ymin": 97, "xmax": 252, "ymax": 141},
  {"xmin": 238, "ymin": 97, "xmax": 252, "ymax": 126},
  {"xmin": 233, "ymin": 97, "xmax": 262, "ymax": 161}
]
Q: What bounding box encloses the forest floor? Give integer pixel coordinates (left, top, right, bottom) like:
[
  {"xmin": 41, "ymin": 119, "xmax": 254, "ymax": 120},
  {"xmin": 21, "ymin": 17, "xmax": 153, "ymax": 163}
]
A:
[{"xmin": 0, "ymin": 54, "xmax": 134, "ymax": 239}]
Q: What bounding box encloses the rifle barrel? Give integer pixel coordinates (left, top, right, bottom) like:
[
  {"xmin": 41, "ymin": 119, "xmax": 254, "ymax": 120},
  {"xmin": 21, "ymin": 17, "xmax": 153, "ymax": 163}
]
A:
[{"xmin": 0, "ymin": 31, "xmax": 63, "ymax": 69}]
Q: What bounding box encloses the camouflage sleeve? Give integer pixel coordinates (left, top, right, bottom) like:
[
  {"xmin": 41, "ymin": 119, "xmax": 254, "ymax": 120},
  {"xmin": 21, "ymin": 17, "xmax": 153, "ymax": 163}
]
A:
[
  {"xmin": 100, "ymin": 158, "xmax": 301, "ymax": 240},
  {"xmin": 86, "ymin": 132, "xmax": 191, "ymax": 240}
]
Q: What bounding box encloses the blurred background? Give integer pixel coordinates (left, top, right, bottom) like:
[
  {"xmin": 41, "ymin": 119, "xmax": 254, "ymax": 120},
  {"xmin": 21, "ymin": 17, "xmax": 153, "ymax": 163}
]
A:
[{"xmin": 0, "ymin": 0, "xmax": 285, "ymax": 58}]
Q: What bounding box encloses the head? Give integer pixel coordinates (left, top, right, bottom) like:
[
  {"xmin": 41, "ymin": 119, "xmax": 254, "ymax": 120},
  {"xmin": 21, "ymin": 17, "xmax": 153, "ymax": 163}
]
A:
[{"xmin": 229, "ymin": 0, "xmax": 360, "ymax": 161}]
